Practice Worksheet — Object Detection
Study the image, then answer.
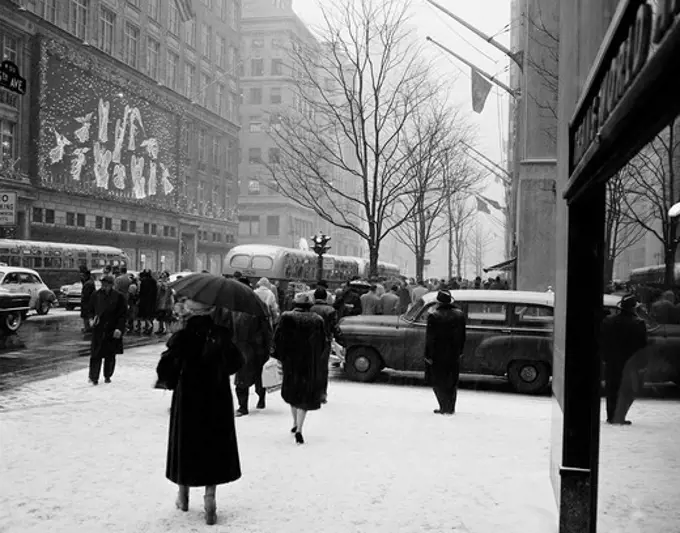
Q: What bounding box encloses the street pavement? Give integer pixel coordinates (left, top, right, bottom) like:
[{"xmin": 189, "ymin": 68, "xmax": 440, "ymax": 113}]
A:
[{"xmin": 1, "ymin": 345, "xmax": 679, "ymax": 532}]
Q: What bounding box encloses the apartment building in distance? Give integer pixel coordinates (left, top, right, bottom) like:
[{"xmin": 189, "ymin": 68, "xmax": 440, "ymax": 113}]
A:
[
  {"xmin": 0, "ymin": 0, "xmax": 242, "ymax": 274},
  {"xmin": 238, "ymin": 0, "xmax": 364, "ymax": 257}
]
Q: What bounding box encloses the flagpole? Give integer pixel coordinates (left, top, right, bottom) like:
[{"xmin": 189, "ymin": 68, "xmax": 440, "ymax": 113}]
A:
[
  {"xmin": 425, "ymin": 0, "xmax": 524, "ymax": 70},
  {"xmin": 465, "ymin": 152, "xmax": 511, "ymax": 186},
  {"xmin": 426, "ymin": 37, "xmax": 518, "ymax": 98},
  {"xmin": 462, "ymin": 141, "xmax": 512, "ymax": 180}
]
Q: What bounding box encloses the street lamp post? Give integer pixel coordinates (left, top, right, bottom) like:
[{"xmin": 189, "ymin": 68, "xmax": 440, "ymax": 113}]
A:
[{"xmin": 310, "ymin": 232, "xmax": 331, "ymax": 283}]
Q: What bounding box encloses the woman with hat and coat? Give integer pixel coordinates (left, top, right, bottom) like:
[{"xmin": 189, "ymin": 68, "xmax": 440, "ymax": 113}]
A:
[
  {"xmin": 424, "ymin": 290, "xmax": 467, "ymax": 415},
  {"xmin": 159, "ymin": 299, "xmax": 244, "ymax": 525},
  {"xmin": 272, "ymin": 292, "xmax": 326, "ymax": 444}
]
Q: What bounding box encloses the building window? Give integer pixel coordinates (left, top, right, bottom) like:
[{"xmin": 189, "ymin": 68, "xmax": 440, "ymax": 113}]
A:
[
  {"xmin": 105, "ymin": 217, "xmax": 112, "ymax": 230},
  {"xmin": 184, "ymin": 63, "xmax": 196, "ymax": 98},
  {"xmin": 248, "ymin": 180, "xmax": 260, "ymax": 195},
  {"xmin": 151, "ymin": 223, "xmax": 157, "ymax": 235},
  {"xmin": 166, "ymin": 51, "xmax": 179, "ymax": 89},
  {"xmin": 270, "ymin": 87, "xmax": 282, "ymax": 104},
  {"xmin": 197, "ymin": 130, "xmax": 206, "ymax": 161},
  {"xmin": 66, "ymin": 212, "xmax": 75, "ymax": 226},
  {"xmin": 2, "ymin": 35, "xmax": 19, "ymax": 65},
  {"xmin": 271, "ymin": 58, "xmax": 283, "ymax": 76},
  {"xmin": 168, "ymin": 2, "xmax": 181, "ymax": 35},
  {"xmin": 0, "ymin": 120, "xmax": 16, "ymax": 160},
  {"xmin": 143, "ymin": 222, "xmax": 150, "ymax": 234},
  {"xmin": 201, "ymin": 73, "xmax": 212, "ymax": 108},
  {"xmin": 33, "ymin": 208, "xmax": 43, "ymax": 223},
  {"xmin": 216, "ymin": 83, "xmax": 226, "ymax": 116},
  {"xmin": 249, "ymin": 121, "xmax": 262, "ymax": 133},
  {"xmin": 212, "ymin": 138, "xmax": 220, "ymax": 166},
  {"xmin": 184, "ymin": 20, "xmax": 196, "ymax": 48},
  {"xmin": 266, "ymin": 216, "xmax": 280, "ymax": 236},
  {"xmin": 248, "ymin": 148, "xmax": 262, "ymax": 164},
  {"xmin": 163, "ymin": 225, "xmax": 170, "ymax": 237},
  {"xmin": 98, "ymin": 7, "xmax": 116, "ymax": 55},
  {"xmin": 77, "ymin": 213, "xmax": 86, "ymax": 227},
  {"xmin": 148, "ymin": 0, "xmax": 160, "ymax": 20},
  {"xmin": 68, "ymin": 0, "xmax": 89, "ymax": 40},
  {"xmin": 216, "ymin": 35, "xmax": 227, "ymax": 69},
  {"xmin": 269, "ymin": 113, "xmax": 281, "ymax": 131},
  {"xmin": 268, "ymin": 147, "xmax": 280, "ymax": 163},
  {"xmin": 231, "ymin": 0, "xmax": 239, "ymax": 29},
  {"xmin": 95, "ymin": 215, "xmax": 103, "ymax": 229},
  {"xmin": 238, "ymin": 215, "xmax": 260, "ymax": 236},
  {"xmin": 201, "ymin": 24, "xmax": 212, "ymax": 58},
  {"xmin": 39, "ymin": 0, "xmax": 59, "ymax": 24},
  {"xmin": 45, "ymin": 209, "xmax": 55, "ymax": 224},
  {"xmin": 218, "ymin": 0, "xmax": 228, "ymax": 20},
  {"xmin": 124, "ymin": 23, "xmax": 140, "ymax": 69},
  {"xmin": 251, "ymin": 58, "xmax": 264, "ymax": 76},
  {"xmin": 248, "ymin": 87, "xmax": 262, "ymax": 105},
  {"xmin": 129, "ymin": 220, "xmax": 137, "ymax": 233},
  {"xmin": 229, "ymin": 46, "xmax": 237, "ymax": 75},
  {"xmin": 120, "ymin": 219, "xmax": 128, "ymax": 232},
  {"xmin": 147, "ymin": 38, "xmax": 160, "ymax": 80}
]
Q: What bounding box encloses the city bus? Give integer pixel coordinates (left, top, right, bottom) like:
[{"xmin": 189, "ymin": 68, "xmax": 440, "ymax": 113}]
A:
[
  {"xmin": 629, "ymin": 263, "xmax": 680, "ymax": 287},
  {"xmin": 223, "ymin": 244, "xmax": 401, "ymax": 288},
  {"xmin": 0, "ymin": 239, "xmax": 129, "ymax": 290}
]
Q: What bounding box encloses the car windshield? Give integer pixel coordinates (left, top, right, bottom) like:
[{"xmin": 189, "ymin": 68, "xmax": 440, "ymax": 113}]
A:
[{"xmin": 404, "ymin": 297, "xmax": 425, "ymax": 321}]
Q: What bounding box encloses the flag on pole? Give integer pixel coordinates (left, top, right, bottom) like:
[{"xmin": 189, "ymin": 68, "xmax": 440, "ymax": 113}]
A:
[
  {"xmin": 481, "ymin": 195, "xmax": 503, "ymax": 210},
  {"xmin": 476, "ymin": 197, "xmax": 491, "ymax": 214},
  {"xmin": 471, "ymin": 68, "xmax": 493, "ymax": 114}
]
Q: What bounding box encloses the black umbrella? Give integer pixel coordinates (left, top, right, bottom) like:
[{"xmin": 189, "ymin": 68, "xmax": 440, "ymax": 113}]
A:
[{"xmin": 169, "ymin": 273, "xmax": 267, "ymax": 317}]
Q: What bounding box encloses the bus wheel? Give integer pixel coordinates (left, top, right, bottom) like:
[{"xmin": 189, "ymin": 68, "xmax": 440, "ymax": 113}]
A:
[{"xmin": 3, "ymin": 312, "xmax": 22, "ymax": 333}]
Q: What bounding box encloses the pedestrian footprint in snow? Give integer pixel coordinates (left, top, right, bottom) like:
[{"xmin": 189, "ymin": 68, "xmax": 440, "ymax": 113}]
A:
[
  {"xmin": 157, "ymin": 299, "xmax": 245, "ymax": 525},
  {"xmin": 272, "ymin": 292, "xmax": 327, "ymax": 444}
]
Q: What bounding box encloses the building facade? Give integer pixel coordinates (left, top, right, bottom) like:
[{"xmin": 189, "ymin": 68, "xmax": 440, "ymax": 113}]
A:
[
  {"xmin": 506, "ymin": 0, "xmax": 559, "ymax": 291},
  {"xmin": 238, "ymin": 0, "xmax": 364, "ymax": 258},
  {"xmin": 0, "ymin": 0, "xmax": 241, "ymax": 276}
]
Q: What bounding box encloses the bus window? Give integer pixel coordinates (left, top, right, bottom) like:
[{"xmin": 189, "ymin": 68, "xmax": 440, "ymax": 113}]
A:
[
  {"xmin": 34, "ymin": 257, "xmax": 43, "ymax": 268},
  {"xmin": 9, "ymin": 255, "xmax": 20, "ymax": 266},
  {"xmin": 63, "ymin": 258, "xmax": 74, "ymax": 269},
  {"xmin": 22, "ymin": 257, "xmax": 32, "ymax": 268},
  {"xmin": 78, "ymin": 259, "xmax": 87, "ymax": 268},
  {"xmin": 252, "ymin": 256, "xmax": 273, "ymax": 270},
  {"xmin": 230, "ymin": 255, "xmax": 251, "ymax": 269}
]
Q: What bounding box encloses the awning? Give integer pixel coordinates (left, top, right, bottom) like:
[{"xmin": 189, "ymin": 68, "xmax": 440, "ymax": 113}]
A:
[{"xmin": 483, "ymin": 257, "xmax": 516, "ymax": 273}]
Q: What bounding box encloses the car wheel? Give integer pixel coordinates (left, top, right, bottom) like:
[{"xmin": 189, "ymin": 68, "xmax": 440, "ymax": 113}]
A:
[
  {"xmin": 344, "ymin": 346, "xmax": 382, "ymax": 383},
  {"xmin": 37, "ymin": 300, "xmax": 51, "ymax": 315},
  {"xmin": 507, "ymin": 360, "xmax": 550, "ymax": 394},
  {"xmin": 3, "ymin": 312, "xmax": 22, "ymax": 333}
]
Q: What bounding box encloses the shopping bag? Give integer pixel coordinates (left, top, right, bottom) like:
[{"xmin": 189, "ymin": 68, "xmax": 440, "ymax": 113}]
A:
[{"xmin": 261, "ymin": 358, "xmax": 283, "ymax": 390}]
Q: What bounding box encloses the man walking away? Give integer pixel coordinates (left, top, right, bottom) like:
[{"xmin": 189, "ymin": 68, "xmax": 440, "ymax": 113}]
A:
[
  {"xmin": 600, "ymin": 294, "xmax": 647, "ymax": 425},
  {"xmin": 89, "ymin": 275, "xmax": 127, "ymax": 385},
  {"xmin": 411, "ymin": 280, "xmax": 428, "ymax": 304},
  {"xmin": 424, "ymin": 291, "xmax": 466, "ymax": 415},
  {"xmin": 80, "ymin": 267, "xmax": 96, "ymax": 333},
  {"xmin": 310, "ymin": 287, "xmax": 343, "ymax": 404},
  {"xmin": 114, "ymin": 266, "xmax": 131, "ymax": 300},
  {"xmin": 381, "ymin": 285, "xmax": 401, "ymax": 315},
  {"xmin": 360, "ymin": 284, "xmax": 383, "ymax": 315}
]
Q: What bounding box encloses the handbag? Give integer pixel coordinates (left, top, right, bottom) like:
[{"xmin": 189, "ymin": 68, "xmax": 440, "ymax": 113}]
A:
[
  {"xmin": 261, "ymin": 358, "xmax": 283, "ymax": 389},
  {"xmin": 155, "ymin": 348, "xmax": 182, "ymax": 390}
]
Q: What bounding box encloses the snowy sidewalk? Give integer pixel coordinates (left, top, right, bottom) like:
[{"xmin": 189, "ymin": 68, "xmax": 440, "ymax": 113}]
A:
[{"xmin": 0, "ymin": 344, "xmax": 577, "ymax": 533}]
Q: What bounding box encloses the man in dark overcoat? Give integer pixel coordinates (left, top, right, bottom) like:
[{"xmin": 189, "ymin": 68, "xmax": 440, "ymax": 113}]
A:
[
  {"xmin": 424, "ymin": 290, "xmax": 466, "ymax": 415},
  {"xmin": 600, "ymin": 294, "xmax": 647, "ymax": 425},
  {"xmin": 310, "ymin": 287, "xmax": 343, "ymax": 404},
  {"xmin": 89, "ymin": 274, "xmax": 127, "ymax": 385},
  {"xmin": 80, "ymin": 267, "xmax": 96, "ymax": 333}
]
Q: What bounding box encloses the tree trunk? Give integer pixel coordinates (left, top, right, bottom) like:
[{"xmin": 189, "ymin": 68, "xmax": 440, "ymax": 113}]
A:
[
  {"xmin": 415, "ymin": 253, "xmax": 424, "ymax": 282},
  {"xmin": 447, "ymin": 217, "xmax": 453, "ymax": 280},
  {"xmin": 603, "ymin": 256, "xmax": 615, "ymax": 285},
  {"xmin": 664, "ymin": 247, "xmax": 676, "ymax": 288},
  {"xmin": 368, "ymin": 245, "xmax": 379, "ymax": 279}
]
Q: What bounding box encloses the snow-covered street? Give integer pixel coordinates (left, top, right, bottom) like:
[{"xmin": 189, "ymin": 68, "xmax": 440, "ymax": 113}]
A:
[{"xmin": 0, "ymin": 345, "xmax": 677, "ymax": 533}]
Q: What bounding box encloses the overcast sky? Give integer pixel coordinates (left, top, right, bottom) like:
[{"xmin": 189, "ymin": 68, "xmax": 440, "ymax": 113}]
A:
[{"xmin": 293, "ymin": 0, "xmax": 513, "ymax": 277}]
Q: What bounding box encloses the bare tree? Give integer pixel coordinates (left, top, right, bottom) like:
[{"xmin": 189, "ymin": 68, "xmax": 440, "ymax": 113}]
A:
[
  {"xmin": 468, "ymin": 222, "xmax": 496, "ymax": 278},
  {"xmin": 622, "ymin": 119, "xmax": 680, "ymax": 287},
  {"xmin": 392, "ymin": 99, "xmax": 478, "ymax": 280},
  {"xmin": 265, "ymin": 0, "xmax": 436, "ymax": 277},
  {"xmin": 603, "ymin": 168, "xmax": 646, "ymax": 283},
  {"xmin": 447, "ymin": 192, "xmax": 477, "ymax": 280}
]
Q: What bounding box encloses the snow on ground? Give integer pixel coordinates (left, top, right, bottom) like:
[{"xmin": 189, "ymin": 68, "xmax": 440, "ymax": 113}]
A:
[{"xmin": 0, "ymin": 345, "xmax": 676, "ymax": 533}]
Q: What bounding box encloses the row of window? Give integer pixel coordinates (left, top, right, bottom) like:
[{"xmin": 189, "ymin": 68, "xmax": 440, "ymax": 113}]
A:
[
  {"xmin": 247, "ymin": 147, "xmax": 279, "ymax": 164},
  {"xmin": 238, "ymin": 215, "xmax": 280, "ymax": 237},
  {"xmin": 245, "ymin": 86, "xmax": 283, "ymax": 105},
  {"xmin": 247, "ymin": 57, "xmax": 285, "ymax": 77},
  {"xmin": 197, "ymin": 230, "xmax": 235, "ymax": 243},
  {"xmin": 32, "ymin": 208, "xmax": 178, "ymax": 238}
]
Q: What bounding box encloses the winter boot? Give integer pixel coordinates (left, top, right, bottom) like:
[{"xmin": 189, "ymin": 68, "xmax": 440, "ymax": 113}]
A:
[
  {"xmin": 204, "ymin": 486, "xmax": 217, "ymax": 525},
  {"xmin": 175, "ymin": 485, "xmax": 189, "ymax": 512},
  {"xmin": 256, "ymin": 392, "xmax": 266, "ymax": 409}
]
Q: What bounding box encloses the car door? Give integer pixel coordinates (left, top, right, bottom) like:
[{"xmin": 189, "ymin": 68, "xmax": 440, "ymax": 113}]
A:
[
  {"xmin": 2, "ymin": 272, "xmax": 21, "ymax": 294},
  {"xmin": 462, "ymin": 301, "xmax": 513, "ymax": 376},
  {"xmin": 18, "ymin": 272, "xmax": 39, "ymax": 308},
  {"xmin": 400, "ymin": 302, "xmax": 437, "ymax": 371},
  {"xmin": 509, "ymin": 303, "xmax": 554, "ymax": 366}
]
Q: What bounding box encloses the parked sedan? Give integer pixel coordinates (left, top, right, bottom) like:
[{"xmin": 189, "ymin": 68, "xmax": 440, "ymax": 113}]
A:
[
  {"xmin": 338, "ymin": 290, "xmax": 676, "ymax": 394},
  {"xmin": 0, "ymin": 267, "xmax": 57, "ymax": 316},
  {"xmin": 0, "ymin": 286, "xmax": 31, "ymax": 332}
]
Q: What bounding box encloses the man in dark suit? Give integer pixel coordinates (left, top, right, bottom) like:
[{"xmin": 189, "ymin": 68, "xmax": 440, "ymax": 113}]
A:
[
  {"xmin": 424, "ymin": 291, "xmax": 466, "ymax": 415},
  {"xmin": 89, "ymin": 275, "xmax": 127, "ymax": 385}
]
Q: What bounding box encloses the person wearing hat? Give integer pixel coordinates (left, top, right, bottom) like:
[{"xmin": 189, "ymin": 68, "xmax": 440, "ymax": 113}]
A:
[
  {"xmin": 80, "ymin": 268, "xmax": 96, "ymax": 334},
  {"xmin": 424, "ymin": 290, "xmax": 466, "ymax": 415},
  {"xmin": 88, "ymin": 274, "xmax": 127, "ymax": 385},
  {"xmin": 272, "ymin": 292, "xmax": 326, "ymax": 444},
  {"xmin": 600, "ymin": 293, "xmax": 647, "ymax": 425}
]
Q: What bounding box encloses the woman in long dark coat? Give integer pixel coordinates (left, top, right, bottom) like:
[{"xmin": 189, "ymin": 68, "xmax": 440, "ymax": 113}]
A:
[
  {"xmin": 138, "ymin": 270, "xmax": 158, "ymax": 335},
  {"xmin": 160, "ymin": 300, "xmax": 244, "ymax": 526},
  {"xmin": 272, "ymin": 292, "xmax": 326, "ymax": 444}
]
